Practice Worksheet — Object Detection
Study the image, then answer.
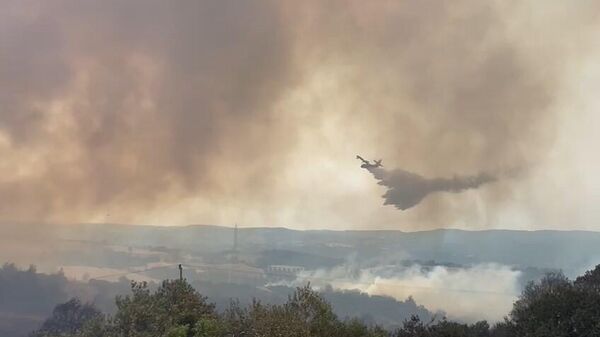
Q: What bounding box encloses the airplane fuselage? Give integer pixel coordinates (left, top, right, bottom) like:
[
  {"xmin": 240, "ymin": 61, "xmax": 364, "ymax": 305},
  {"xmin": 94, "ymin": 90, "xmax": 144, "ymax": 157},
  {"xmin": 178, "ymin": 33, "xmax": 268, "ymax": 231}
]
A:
[{"xmin": 357, "ymin": 155, "xmax": 383, "ymax": 169}]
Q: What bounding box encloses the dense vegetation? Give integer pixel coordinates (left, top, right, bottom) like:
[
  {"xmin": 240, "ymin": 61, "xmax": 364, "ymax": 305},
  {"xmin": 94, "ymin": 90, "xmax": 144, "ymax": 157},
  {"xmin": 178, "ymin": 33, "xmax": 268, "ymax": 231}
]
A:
[
  {"xmin": 0, "ymin": 263, "xmax": 436, "ymax": 336},
  {"xmin": 29, "ymin": 265, "xmax": 600, "ymax": 337},
  {"xmin": 0, "ymin": 263, "xmax": 132, "ymax": 337}
]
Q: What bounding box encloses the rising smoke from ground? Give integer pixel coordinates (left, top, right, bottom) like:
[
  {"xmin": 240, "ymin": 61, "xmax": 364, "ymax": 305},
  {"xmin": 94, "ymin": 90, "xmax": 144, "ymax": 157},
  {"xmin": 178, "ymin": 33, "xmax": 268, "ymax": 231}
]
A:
[
  {"xmin": 0, "ymin": 1, "xmax": 599, "ymax": 228},
  {"xmin": 366, "ymin": 167, "xmax": 496, "ymax": 210},
  {"xmin": 282, "ymin": 263, "xmax": 521, "ymax": 323}
]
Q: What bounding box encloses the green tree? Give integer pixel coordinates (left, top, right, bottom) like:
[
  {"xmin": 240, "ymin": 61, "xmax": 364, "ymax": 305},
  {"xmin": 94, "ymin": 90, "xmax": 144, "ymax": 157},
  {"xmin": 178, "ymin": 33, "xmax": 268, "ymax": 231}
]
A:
[
  {"xmin": 112, "ymin": 280, "xmax": 215, "ymax": 337},
  {"xmin": 164, "ymin": 325, "xmax": 189, "ymax": 337},
  {"xmin": 192, "ymin": 317, "xmax": 226, "ymax": 337},
  {"xmin": 285, "ymin": 284, "xmax": 339, "ymax": 336},
  {"xmin": 394, "ymin": 315, "xmax": 491, "ymax": 337},
  {"xmin": 575, "ymin": 264, "xmax": 600, "ymax": 292},
  {"xmin": 507, "ymin": 267, "xmax": 600, "ymax": 337},
  {"xmin": 29, "ymin": 298, "xmax": 103, "ymax": 337}
]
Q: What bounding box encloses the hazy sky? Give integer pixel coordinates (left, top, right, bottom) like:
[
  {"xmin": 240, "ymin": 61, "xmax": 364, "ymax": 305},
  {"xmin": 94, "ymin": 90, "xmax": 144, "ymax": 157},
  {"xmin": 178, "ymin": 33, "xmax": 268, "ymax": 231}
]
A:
[{"xmin": 1, "ymin": 1, "xmax": 599, "ymax": 230}]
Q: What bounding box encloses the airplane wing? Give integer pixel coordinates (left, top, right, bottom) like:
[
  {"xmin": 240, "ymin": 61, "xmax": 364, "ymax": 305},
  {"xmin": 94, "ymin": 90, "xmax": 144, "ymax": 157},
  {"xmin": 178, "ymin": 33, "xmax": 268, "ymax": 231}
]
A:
[{"xmin": 356, "ymin": 155, "xmax": 368, "ymax": 163}]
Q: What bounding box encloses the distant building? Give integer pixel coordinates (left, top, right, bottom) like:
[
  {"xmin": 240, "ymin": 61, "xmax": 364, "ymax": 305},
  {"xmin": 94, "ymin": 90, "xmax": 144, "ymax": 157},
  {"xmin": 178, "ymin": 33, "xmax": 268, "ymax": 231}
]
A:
[
  {"xmin": 267, "ymin": 265, "xmax": 305, "ymax": 276},
  {"xmin": 195, "ymin": 263, "xmax": 265, "ymax": 285}
]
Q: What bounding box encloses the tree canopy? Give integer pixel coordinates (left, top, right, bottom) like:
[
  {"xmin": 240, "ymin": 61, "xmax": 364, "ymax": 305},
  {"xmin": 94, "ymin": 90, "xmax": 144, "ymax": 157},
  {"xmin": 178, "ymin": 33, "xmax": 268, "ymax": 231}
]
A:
[{"xmin": 29, "ymin": 264, "xmax": 600, "ymax": 337}]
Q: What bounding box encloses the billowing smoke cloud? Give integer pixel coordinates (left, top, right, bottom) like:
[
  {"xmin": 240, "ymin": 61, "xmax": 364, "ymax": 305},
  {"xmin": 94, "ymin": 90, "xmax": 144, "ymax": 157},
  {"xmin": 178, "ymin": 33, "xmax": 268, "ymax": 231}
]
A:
[
  {"xmin": 0, "ymin": 1, "xmax": 598, "ymax": 228},
  {"xmin": 282, "ymin": 264, "xmax": 521, "ymax": 322},
  {"xmin": 0, "ymin": 0, "xmax": 298, "ymax": 222},
  {"xmin": 367, "ymin": 167, "xmax": 495, "ymax": 210}
]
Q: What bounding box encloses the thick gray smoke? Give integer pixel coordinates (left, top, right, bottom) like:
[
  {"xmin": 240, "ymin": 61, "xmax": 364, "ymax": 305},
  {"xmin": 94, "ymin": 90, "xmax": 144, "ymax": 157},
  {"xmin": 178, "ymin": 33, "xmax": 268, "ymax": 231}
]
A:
[
  {"xmin": 368, "ymin": 167, "xmax": 495, "ymax": 210},
  {"xmin": 0, "ymin": 0, "xmax": 297, "ymax": 222},
  {"xmin": 0, "ymin": 1, "xmax": 598, "ymax": 227}
]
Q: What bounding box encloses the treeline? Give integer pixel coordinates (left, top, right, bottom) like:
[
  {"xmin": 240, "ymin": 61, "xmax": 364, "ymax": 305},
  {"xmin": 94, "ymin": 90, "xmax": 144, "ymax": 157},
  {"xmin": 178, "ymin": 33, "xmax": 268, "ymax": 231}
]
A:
[
  {"xmin": 30, "ymin": 264, "xmax": 600, "ymax": 337},
  {"xmin": 0, "ymin": 263, "xmax": 438, "ymax": 336},
  {"xmin": 0, "ymin": 263, "xmax": 132, "ymax": 336},
  {"xmin": 190, "ymin": 283, "xmax": 439, "ymax": 328}
]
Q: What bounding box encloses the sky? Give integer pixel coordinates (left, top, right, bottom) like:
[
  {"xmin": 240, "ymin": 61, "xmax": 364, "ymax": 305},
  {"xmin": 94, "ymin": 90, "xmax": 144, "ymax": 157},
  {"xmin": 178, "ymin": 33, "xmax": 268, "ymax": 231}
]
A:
[{"xmin": 1, "ymin": 0, "xmax": 599, "ymax": 231}]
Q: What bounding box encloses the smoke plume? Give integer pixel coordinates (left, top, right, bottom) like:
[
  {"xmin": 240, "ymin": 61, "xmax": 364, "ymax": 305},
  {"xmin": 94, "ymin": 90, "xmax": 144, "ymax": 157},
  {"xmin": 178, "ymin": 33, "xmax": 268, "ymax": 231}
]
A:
[
  {"xmin": 0, "ymin": 1, "xmax": 598, "ymax": 228},
  {"xmin": 367, "ymin": 167, "xmax": 495, "ymax": 210},
  {"xmin": 285, "ymin": 263, "xmax": 521, "ymax": 323}
]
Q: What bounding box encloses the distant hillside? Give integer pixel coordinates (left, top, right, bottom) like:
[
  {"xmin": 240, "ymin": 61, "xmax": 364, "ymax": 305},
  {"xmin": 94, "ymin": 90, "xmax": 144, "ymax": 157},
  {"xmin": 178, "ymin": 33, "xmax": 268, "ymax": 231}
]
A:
[
  {"xmin": 2, "ymin": 223, "xmax": 600, "ymax": 275},
  {"xmin": 33, "ymin": 223, "xmax": 600, "ymax": 275}
]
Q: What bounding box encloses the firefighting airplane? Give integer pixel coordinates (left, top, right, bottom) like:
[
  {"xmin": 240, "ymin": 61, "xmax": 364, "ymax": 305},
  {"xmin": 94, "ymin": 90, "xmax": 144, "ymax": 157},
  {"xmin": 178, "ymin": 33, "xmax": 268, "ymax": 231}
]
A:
[{"xmin": 356, "ymin": 155, "xmax": 383, "ymax": 169}]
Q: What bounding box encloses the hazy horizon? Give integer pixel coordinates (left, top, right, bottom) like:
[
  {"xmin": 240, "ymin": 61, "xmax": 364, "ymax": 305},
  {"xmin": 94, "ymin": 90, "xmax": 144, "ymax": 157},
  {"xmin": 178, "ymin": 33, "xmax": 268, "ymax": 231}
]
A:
[{"xmin": 6, "ymin": 221, "xmax": 600, "ymax": 233}]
